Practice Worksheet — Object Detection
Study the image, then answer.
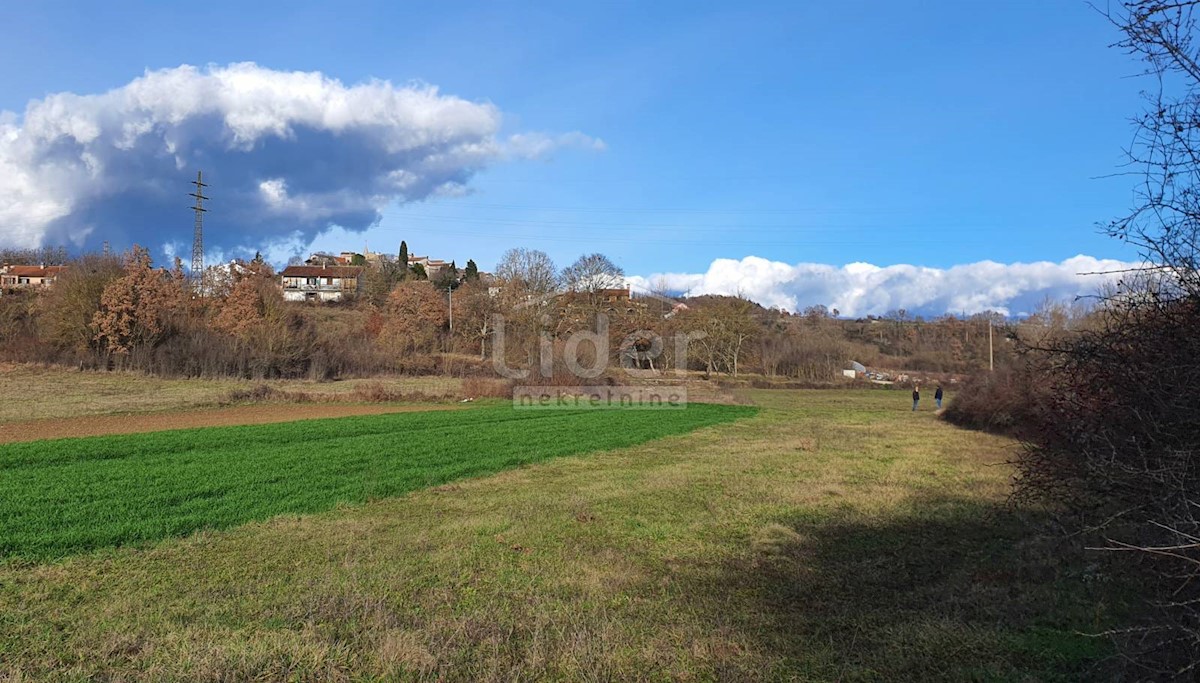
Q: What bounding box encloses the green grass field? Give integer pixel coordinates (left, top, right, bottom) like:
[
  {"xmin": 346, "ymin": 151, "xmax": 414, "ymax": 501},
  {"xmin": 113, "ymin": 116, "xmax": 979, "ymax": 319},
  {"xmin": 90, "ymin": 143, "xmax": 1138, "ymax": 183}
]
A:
[
  {"xmin": 0, "ymin": 391, "xmax": 1113, "ymax": 681},
  {"xmin": 0, "ymin": 404, "xmax": 754, "ymax": 561}
]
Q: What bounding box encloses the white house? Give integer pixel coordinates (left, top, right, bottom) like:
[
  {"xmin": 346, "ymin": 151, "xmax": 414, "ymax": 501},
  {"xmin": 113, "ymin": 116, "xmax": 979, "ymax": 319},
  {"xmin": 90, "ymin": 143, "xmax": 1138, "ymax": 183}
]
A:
[{"xmin": 279, "ymin": 265, "xmax": 364, "ymax": 302}]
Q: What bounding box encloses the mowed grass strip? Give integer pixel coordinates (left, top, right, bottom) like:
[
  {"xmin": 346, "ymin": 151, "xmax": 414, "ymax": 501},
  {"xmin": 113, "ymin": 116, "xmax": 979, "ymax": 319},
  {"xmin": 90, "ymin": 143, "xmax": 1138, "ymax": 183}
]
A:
[{"xmin": 0, "ymin": 403, "xmax": 755, "ymax": 561}]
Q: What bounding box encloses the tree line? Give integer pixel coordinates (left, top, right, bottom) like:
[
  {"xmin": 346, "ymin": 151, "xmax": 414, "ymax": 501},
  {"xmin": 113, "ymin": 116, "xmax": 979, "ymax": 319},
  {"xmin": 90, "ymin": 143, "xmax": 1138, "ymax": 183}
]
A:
[{"xmin": 2, "ymin": 240, "xmax": 1021, "ymax": 382}]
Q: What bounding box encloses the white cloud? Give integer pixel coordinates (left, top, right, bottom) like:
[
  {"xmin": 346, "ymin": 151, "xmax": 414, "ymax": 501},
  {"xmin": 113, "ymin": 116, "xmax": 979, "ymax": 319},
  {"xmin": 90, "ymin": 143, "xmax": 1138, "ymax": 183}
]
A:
[
  {"xmin": 630, "ymin": 255, "xmax": 1139, "ymax": 317},
  {"xmin": 0, "ymin": 62, "xmax": 600, "ymax": 256},
  {"xmin": 505, "ymin": 131, "xmax": 607, "ymax": 159}
]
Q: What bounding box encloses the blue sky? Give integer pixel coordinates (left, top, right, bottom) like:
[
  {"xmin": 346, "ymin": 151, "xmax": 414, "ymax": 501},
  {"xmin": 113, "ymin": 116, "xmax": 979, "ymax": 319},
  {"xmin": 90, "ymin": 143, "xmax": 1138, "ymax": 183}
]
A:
[{"xmin": 0, "ymin": 1, "xmax": 1151, "ymax": 314}]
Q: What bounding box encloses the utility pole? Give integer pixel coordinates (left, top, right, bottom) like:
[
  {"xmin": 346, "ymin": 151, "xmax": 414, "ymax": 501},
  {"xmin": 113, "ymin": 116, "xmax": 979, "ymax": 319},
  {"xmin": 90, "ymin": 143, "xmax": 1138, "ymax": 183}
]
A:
[
  {"xmin": 189, "ymin": 171, "xmax": 209, "ymax": 287},
  {"xmin": 448, "ymin": 284, "xmax": 454, "ymax": 334},
  {"xmin": 988, "ymin": 317, "xmax": 994, "ymax": 372}
]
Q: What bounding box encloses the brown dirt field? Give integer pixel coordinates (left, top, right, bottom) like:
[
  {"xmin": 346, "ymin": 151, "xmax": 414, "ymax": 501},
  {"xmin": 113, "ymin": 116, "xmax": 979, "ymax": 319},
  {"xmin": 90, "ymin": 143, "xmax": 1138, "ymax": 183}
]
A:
[{"xmin": 0, "ymin": 404, "xmax": 456, "ymax": 444}]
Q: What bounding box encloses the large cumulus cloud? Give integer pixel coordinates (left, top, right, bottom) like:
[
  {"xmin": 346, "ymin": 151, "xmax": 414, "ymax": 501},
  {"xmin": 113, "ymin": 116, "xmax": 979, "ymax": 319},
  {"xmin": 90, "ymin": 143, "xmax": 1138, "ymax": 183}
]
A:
[
  {"xmin": 0, "ymin": 62, "xmax": 601, "ymax": 259},
  {"xmin": 630, "ymin": 255, "xmax": 1139, "ymax": 318}
]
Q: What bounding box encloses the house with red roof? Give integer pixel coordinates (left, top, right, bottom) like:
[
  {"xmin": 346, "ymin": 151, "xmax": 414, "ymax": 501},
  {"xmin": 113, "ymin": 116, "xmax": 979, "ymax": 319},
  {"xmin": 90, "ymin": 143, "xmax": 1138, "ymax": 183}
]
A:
[
  {"xmin": 278, "ymin": 264, "xmax": 364, "ymax": 302},
  {"xmin": 0, "ymin": 265, "xmax": 66, "ymax": 290}
]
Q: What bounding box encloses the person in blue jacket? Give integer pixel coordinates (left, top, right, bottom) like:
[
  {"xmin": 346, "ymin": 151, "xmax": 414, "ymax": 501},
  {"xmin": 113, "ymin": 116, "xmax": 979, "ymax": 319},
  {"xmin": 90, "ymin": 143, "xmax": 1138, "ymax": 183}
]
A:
[{"xmin": 935, "ymin": 385, "xmax": 944, "ymax": 409}]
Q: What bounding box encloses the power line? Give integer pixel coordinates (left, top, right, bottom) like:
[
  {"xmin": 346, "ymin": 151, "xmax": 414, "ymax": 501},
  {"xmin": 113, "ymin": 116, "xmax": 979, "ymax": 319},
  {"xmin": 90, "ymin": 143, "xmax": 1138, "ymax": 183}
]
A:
[
  {"xmin": 382, "ymin": 211, "xmax": 1080, "ymax": 235},
  {"xmin": 361, "ymin": 224, "xmax": 992, "ymax": 248},
  {"xmin": 387, "ymin": 196, "xmax": 1123, "ymax": 215},
  {"xmin": 427, "ymin": 202, "xmax": 912, "ymax": 216}
]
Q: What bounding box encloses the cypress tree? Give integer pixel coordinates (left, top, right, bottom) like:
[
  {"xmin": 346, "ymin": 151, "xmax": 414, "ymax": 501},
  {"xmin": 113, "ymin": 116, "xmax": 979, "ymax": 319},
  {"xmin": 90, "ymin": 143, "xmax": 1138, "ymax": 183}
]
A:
[{"xmin": 397, "ymin": 241, "xmax": 409, "ymax": 280}]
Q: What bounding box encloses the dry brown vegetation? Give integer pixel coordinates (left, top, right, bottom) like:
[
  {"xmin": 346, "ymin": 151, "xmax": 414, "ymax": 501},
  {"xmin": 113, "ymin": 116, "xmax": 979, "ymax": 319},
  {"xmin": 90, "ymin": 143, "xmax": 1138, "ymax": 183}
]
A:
[
  {"xmin": 0, "ymin": 364, "xmax": 464, "ymax": 425},
  {"xmin": 0, "ymin": 403, "xmax": 452, "ymax": 444}
]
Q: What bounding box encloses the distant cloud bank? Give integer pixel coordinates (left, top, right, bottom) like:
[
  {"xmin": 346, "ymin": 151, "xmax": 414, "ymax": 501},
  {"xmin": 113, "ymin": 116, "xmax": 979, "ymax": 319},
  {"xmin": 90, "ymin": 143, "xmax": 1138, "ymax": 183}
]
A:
[
  {"xmin": 629, "ymin": 255, "xmax": 1138, "ymax": 317},
  {"xmin": 0, "ymin": 62, "xmax": 601, "ymax": 257}
]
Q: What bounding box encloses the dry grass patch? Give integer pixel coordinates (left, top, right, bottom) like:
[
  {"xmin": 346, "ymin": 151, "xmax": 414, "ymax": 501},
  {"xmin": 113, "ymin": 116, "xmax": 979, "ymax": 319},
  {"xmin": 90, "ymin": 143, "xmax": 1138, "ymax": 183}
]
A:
[{"xmin": 0, "ymin": 364, "xmax": 465, "ymax": 425}]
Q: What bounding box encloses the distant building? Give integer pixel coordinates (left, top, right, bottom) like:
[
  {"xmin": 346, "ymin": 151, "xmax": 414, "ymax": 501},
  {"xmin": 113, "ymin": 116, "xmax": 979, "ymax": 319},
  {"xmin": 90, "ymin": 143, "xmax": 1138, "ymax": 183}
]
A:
[
  {"xmin": 842, "ymin": 361, "xmax": 867, "ymax": 380},
  {"xmin": 304, "ymin": 247, "xmax": 456, "ymax": 278},
  {"xmin": 304, "ymin": 252, "xmax": 346, "ymax": 267},
  {"xmin": 478, "ymin": 273, "xmax": 502, "ymax": 297},
  {"xmin": 408, "ymin": 255, "xmax": 449, "ymax": 279},
  {"xmin": 560, "ymin": 287, "xmax": 631, "ymax": 303},
  {"xmin": 598, "ymin": 287, "xmax": 632, "ymax": 303},
  {"xmin": 557, "ymin": 287, "xmax": 635, "ymax": 314},
  {"xmin": 0, "ymin": 265, "xmax": 66, "ymax": 290},
  {"xmin": 361, "ymin": 248, "xmax": 393, "ymax": 269},
  {"xmin": 305, "ymin": 250, "xmax": 389, "ymax": 268},
  {"xmin": 279, "ymin": 264, "xmax": 364, "ymax": 302}
]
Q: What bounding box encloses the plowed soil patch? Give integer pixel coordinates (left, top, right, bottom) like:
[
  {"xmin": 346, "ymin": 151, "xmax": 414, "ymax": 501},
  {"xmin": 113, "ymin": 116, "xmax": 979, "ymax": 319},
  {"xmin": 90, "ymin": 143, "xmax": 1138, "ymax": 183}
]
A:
[{"xmin": 0, "ymin": 404, "xmax": 454, "ymax": 444}]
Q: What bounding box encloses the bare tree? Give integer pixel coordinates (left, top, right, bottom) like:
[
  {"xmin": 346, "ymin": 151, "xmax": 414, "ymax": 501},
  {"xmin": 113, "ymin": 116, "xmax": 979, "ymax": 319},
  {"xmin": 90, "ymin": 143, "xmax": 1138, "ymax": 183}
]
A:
[
  {"xmin": 1106, "ymin": 0, "xmax": 1200, "ymax": 295},
  {"xmin": 454, "ymin": 280, "xmax": 501, "ymax": 359},
  {"xmin": 0, "ymin": 246, "xmax": 68, "ymax": 266},
  {"xmin": 560, "ymin": 253, "xmax": 624, "ymax": 293},
  {"xmin": 495, "ymin": 248, "xmax": 559, "ymax": 296},
  {"xmin": 682, "ymin": 296, "xmax": 758, "ymax": 377},
  {"xmin": 199, "ymin": 263, "xmax": 237, "ymax": 299},
  {"xmin": 37, "ymin": 253, "xmax": 123, "ymax": 354}
]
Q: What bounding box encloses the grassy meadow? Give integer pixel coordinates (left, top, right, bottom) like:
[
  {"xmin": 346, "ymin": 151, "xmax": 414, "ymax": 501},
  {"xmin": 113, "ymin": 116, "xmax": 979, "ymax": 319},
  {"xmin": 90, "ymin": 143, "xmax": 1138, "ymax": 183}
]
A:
[{"xmin": 0, "ymin": 390, "xmax": 1112, "ymax": 681}]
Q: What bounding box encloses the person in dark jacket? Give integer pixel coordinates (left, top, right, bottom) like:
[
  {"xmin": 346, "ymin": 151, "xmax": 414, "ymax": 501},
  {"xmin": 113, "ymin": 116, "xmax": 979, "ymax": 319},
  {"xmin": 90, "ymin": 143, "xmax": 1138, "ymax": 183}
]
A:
[
  {"xmin": 935, "ymin": 385, "xmax": 944, "ymax": 409},
  {"xmin": 912, "ymin": 385, "xmax": 920, "ymax": 411}
]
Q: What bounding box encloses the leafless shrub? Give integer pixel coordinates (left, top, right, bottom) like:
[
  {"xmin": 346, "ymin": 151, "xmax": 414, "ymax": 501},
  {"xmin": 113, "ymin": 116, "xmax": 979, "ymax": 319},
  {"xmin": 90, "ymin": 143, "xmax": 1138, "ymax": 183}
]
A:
[
  {"xmin": 0, "ymin": 291, "xmax": 49, "ymax": 363},
  {"xmin": 461, "ymin": 376, "xmax": 512, "ymax": 398},
  {"xmin": 349, "ymin": 381, "xmax": 455, "ymax": 403},
  {"xmin": 391, "ymin": 354, "xmax": 439, "ymax": 376},
  {"xmin": 36, "ymin": 252, "xmax": 124, "ymax": 355},
  {"xmin": 1007, "ymin": 296, "xmax": 1200, "ymax": 674},
  {"xmin": 350, "ymin": 382, "xmax": 413, "ymax": 403},
  {"xmin": 224, "ymin": 384, "xmax": 314, "ymax": 404},
  {"xmin": 941, "ymin": 362, "xmax": 1050, "ymax": 439},
  {"xmin": 1021, "ymin": 2, "xmax": 1200, "ymax": 673}
]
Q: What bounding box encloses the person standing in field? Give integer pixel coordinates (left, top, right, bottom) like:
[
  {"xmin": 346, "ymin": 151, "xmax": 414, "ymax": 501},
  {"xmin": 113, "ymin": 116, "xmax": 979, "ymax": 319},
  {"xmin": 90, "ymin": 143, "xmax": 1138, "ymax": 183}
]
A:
[
  {"xmin": 912, "ymin": 385, "xmax": 920, "ymax": 411},
  {"xmin": 935, "ymin": 385, "xmax": 944, "ymax": 409}
]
